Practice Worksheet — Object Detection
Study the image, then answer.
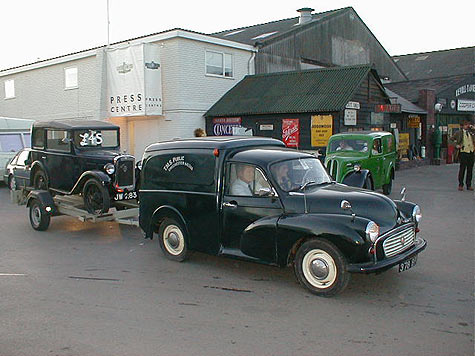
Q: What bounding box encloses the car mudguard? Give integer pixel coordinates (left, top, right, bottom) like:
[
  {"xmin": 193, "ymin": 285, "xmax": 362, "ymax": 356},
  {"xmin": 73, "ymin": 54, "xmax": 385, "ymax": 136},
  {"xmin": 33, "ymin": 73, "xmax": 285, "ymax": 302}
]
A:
[
  {"xmin": 394, "ymin": 200, "xmax": 417, "ymax": 221},
  {"xmin": 26, "ymin": 190, "xmax": 58, "ymax": 216},
  {"xmin": 146, "ymin": 205, "xmax": 189, "ymax": 240},
  {"xmin": 70, "ymin": 170, "xmax": 112, "ymax": 195},
  {"xmin": 30, "ymin": 161, "xmax": 49, "ymax": 183},
  {"xmin": 275, "ymin": 213, "xmax": 371, "ymax": 267},
  {"xmin": 342, "ymin": 169, "xmax": 370, "ymax": 188}
]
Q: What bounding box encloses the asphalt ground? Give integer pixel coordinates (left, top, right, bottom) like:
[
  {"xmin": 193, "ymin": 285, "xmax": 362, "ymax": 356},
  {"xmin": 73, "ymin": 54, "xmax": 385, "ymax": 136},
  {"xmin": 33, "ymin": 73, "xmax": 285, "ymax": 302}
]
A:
[{"xmin": 0, "ymin": 163, "xmax": 473, "ymax": 356}]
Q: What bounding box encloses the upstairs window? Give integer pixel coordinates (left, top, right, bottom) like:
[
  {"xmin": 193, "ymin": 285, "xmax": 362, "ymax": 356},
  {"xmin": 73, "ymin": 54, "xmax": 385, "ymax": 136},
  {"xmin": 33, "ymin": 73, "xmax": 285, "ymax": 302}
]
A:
[
  {"xmin": 206, "ymin": 51, "xmax": 233, "ymax": 78},
  {"xmin": 4, "ymin": 79, "xmax": 15, "ymax": 99},
  {"xmin": 64, "ymin": 67, "xmax": 78, "ymax": 89}
]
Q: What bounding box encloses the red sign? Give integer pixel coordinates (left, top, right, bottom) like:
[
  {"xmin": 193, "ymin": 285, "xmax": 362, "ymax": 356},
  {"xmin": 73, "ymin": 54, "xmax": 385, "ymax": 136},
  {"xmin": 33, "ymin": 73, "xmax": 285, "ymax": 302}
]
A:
[
  {"xmin": 282, "ymin": 119, "xmax": 300, "ymax": 147},
  {"xmin": 375, "ymin": 104, "xmax": 401, "ymax": 113}
]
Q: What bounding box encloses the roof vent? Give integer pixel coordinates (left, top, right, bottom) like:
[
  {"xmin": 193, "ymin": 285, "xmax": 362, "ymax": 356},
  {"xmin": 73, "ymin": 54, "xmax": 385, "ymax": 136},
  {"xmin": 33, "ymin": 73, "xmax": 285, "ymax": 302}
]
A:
[{"xmin": 297, "ymin": 7, "xmax": 314, "ymax": 25}]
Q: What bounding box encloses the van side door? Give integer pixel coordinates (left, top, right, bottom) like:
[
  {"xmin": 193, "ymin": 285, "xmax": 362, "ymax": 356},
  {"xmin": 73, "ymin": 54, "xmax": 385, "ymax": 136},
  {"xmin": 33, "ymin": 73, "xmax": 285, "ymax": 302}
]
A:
[{"xmin": 221, "ymin": 162, "xmax": 283, "ymax": 263}]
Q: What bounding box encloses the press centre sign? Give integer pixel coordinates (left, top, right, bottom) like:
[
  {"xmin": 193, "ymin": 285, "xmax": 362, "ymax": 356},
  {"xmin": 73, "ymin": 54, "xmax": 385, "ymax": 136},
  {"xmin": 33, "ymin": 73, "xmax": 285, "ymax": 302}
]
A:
[{"xmin": 106, "ymin": 43, "xmax": 162, "ymax": 117}]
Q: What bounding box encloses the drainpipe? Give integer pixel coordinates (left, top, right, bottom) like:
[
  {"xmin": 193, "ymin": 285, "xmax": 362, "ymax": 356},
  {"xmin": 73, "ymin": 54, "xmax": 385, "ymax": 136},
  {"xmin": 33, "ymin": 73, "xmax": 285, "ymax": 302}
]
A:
[{"xmin": 248, "ymin": 50, "xmax": 256, "ymax": 75}]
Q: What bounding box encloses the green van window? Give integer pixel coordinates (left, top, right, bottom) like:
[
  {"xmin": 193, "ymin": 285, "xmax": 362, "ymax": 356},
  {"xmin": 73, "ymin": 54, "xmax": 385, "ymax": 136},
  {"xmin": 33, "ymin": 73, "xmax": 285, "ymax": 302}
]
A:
[{"xmin": 143, "ymin": 149, "xmax": 216, "ymax": 193}]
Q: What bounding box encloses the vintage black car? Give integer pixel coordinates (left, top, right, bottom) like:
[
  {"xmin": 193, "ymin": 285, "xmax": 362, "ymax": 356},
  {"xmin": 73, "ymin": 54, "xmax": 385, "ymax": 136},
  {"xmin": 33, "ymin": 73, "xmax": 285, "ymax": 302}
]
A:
[
  {"xmin": 139, "ymin": 137, "xmax": 426, "ymax": 296},
  {"xmin": 28, "ymin": 119, "xmax": 136, "ymax": 214}
]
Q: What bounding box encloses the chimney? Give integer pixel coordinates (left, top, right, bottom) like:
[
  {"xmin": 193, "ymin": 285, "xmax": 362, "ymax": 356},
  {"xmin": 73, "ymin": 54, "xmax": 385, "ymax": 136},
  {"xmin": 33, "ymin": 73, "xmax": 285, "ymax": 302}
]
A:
[{"xmin": 297, "ymin": 7, "xmax": 314, "ymax": 25}]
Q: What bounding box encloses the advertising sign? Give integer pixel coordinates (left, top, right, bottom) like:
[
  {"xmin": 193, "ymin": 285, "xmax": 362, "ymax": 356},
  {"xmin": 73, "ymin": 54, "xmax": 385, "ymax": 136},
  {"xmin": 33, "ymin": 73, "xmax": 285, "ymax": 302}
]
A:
[
  {"xmin": 408, "ymin": 116, "xmax": 420, "ymax": 128},
  {"xmin": 457, "ymin": 99, "xmax": 475, "ymax": 112},
  {"xmin": 107, "ymin": 43, "xmax": 162, "ymax": 117},
  {"xmin": 282, "ymin": 119, "xmax": 300, "ymax": 147},
  {"xmin": 311, "ymin": 115, "xmax": 333, "ymax": 147},
  {"xmin": 212, "ymin": 117, "xmax": 241, "ymax": 136},
  {"xmin": 344, "ymin": 109, "xmax": 357, "ymax": 126},
  {"xmin": 345, "ymin": 101, "xmax": 360, "ymax": 110},
  {"xmin": 398, "ymin": 133, "xmax": 410, "ymax": 151}
]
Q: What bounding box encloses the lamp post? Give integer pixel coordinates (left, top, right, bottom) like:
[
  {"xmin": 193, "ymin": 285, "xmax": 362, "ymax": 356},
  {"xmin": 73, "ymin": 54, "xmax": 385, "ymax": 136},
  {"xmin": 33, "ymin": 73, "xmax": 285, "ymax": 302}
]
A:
[{"xmin": 433, "ymin": 103, "xmax": 443, "ymax": 164}]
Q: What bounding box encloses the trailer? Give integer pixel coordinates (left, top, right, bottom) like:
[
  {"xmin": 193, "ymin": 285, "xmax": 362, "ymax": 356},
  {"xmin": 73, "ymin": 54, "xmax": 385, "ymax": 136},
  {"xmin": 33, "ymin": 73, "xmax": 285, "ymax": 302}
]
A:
[{"xmin": 11, "ymin": 188, "xmax": 139, "ymax": 231}]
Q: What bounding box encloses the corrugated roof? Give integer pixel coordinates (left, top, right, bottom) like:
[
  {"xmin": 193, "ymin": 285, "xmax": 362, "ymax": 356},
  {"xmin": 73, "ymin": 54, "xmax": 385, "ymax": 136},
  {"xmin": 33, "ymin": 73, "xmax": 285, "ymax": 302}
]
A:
[
  {"xmin": 212, "ymin": 8, "xmax": 349, "ymax": 46},
  {"xmin": 205, "ymin": 65, "xmax": 374, "ymax": 117},
  {"xmin": 385, "ymin": 88, "xmax": 427, "ymax": 114},
  {"xmin": 392, "ymin": 46, "xmax": 474, "ymax": 81}
]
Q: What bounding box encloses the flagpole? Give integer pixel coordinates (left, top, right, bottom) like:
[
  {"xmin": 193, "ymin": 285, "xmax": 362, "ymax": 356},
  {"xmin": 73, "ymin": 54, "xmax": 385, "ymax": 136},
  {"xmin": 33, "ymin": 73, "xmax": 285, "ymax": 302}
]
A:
[{"xmin": 107, "ymin": 0, "xmax": 110, "ymax": 46}]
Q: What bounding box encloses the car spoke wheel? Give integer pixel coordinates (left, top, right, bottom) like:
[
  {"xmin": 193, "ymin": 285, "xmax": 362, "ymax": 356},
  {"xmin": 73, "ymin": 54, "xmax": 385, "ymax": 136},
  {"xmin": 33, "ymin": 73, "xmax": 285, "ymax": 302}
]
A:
[
  {"xmin": 29, "ymin": 199, "xmax": 51, "ymax": 231},
  {"xmin": 83, "ymin": 178, "xmax": 110, "ymax": 214},
  {"xmin": 294, "ymin": 239, "xmax": 349, "ymax": 297},
  {"xmin": 33, "ymin": 171, "xmax": 48, "ymax": 190},
  {"xmin": 158, "ymin": 217, "xmax": 189, "ymax": 262}
]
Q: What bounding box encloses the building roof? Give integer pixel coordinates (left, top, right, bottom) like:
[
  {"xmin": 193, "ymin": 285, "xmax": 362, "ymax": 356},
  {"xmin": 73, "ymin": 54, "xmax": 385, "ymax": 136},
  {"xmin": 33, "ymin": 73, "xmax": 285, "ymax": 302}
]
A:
[
  {"xmin": 392, "ymin": 46, "xmax": 475, "ymax": 81},
  {"xmin": 385, "ymin": 74, "xmax": 470, "ymax": 102},
  {"xmin": 385, "ymin": 88, "xmax": 427, "ymax": 114},
  {"xmin": 212, "ymin": 8, "xmax": 349, "ymax": 46},
  {"xmin": 206, "ymin": 65, "xmax": 381, "ymax": 117}
]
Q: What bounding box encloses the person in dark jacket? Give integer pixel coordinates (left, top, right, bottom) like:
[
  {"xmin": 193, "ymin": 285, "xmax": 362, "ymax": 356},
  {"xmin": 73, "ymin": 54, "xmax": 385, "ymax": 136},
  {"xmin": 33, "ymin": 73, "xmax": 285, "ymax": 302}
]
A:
[{"xmin": 450, "ymin": 120, "xmax": 475, "ymax": 191}]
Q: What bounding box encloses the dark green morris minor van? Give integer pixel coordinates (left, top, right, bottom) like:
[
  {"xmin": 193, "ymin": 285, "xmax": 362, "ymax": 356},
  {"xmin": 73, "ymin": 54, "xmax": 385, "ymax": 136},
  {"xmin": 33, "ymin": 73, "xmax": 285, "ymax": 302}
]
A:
[
  {"xmin": 325, "ymin": 131, "xmax": 396, "ymax": 195},
  {"xmin": 139, "ymin": 137, "xmax": 426, "ymax": 296}
]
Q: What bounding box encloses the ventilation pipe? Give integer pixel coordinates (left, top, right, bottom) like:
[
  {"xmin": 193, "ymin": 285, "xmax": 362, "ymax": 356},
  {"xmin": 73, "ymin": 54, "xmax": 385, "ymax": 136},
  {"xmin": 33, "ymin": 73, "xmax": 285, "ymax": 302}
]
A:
[{"xmin": 297, "ymin": 8, "xmax": 314, "ymax": 25}]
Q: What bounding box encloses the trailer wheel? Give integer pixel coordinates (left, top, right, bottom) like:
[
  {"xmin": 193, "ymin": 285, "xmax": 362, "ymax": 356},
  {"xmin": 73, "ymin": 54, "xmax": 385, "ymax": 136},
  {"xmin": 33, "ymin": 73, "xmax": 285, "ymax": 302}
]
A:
[
  {"xmin": 29, "ymin": 199, "xmax": 51, "ymax": 231},
  {"xmin": 83, "ymin": 178, "xmax": 110, "ymax": 214}
]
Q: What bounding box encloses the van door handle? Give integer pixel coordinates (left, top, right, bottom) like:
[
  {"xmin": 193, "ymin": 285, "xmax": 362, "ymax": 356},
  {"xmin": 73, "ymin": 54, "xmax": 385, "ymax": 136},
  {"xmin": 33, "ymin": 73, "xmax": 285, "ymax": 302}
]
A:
[
  {"xmin": 223, "ymin": 201, "xmax": 238, "ymax": 208},
  {"xmin": 41, "ymin": 156, "xmax": 47, "ymax": 160}
]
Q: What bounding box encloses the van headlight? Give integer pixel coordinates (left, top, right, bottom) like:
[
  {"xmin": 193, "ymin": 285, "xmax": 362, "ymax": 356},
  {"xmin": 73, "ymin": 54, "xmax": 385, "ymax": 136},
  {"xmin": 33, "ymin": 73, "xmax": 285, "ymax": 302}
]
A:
[
  {"xmin": 104, "ymin": 163, "xmax": 115, "ymax": 175},
  {"xmin": 365, "ymin": 221, "xmax": 380, "ymax": 242},
  {"xmin": 412, "ymin": 205, "xmax": 422, "ymax": 223},
  {"xmin": 353, "ymin": 164, "xmax": 361, "ymax": 172}
]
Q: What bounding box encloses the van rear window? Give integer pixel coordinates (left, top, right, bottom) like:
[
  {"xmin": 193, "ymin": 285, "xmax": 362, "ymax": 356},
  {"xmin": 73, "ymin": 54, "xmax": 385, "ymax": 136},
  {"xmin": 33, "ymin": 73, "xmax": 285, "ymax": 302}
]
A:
[{"xmin": 143, "ymin": 150, "xmax": 216, "ymax": 193}]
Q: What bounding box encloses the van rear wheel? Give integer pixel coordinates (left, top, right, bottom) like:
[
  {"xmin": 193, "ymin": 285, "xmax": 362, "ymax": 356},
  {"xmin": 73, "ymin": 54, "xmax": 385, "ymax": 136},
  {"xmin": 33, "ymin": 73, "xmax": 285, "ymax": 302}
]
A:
[{"xmin": 158, "ymin": 217, "xmax": 189, "ymax": 262}]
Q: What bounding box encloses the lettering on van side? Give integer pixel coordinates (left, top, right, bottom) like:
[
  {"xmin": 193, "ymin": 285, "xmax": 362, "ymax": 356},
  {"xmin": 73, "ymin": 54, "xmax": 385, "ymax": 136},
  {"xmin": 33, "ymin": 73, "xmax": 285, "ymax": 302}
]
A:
[{"xmin": 163, "ymin": 156, "xmax": 194, "ymax": 172}]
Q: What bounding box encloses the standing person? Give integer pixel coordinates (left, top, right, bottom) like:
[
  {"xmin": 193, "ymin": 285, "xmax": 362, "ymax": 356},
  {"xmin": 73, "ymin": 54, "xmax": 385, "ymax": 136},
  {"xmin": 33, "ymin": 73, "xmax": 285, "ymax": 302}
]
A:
[{"xmin": 450, "ymin": 120, "xmax": 475, "ymax": 191}]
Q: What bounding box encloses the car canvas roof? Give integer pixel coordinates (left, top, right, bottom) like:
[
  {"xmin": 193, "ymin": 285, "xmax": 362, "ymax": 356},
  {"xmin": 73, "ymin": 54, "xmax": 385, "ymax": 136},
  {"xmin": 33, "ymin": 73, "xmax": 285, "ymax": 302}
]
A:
[{"xmin": 32, "ymin": 119, "xmax": 119, "ymax": 130}]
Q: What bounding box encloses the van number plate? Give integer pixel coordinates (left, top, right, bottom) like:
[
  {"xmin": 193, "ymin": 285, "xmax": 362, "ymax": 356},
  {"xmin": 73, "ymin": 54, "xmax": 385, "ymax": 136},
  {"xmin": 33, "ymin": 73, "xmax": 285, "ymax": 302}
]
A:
[{"xmin": 398, "ymin": 255, "xmax": 417, "ymax": 272}]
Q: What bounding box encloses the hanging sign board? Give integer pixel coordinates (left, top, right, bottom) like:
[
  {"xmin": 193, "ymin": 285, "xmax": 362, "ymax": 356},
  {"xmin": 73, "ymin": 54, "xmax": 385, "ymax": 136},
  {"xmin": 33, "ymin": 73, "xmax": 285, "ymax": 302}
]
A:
[
  {"xmin": 375, "ymin": 104, "xmax": 401, "ymax": 113},
  {"xmin": 106, "ymin": 43, "xmax": 162, "ymax": 117},
  {"xmin": 311, "ymin": 115, "xmax": 333, "ymax": 147},
  {"xmin": 282, "ymin": 119, "xmax": 300, "ymax": 147},
  {"xmin": 344, "ymin": 109, "xmax": 357, "ymax": 126},
  {"xmin": 408, "ymin": 116, "xmax": 420, "ymax": 128},
  {"xmin": 345, "ymin": 101, "xmax": 360, "ymax": 110}
]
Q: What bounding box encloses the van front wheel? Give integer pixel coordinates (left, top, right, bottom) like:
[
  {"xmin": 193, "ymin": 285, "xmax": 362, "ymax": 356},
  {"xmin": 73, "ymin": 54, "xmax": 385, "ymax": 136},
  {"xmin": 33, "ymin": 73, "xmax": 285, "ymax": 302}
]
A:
[{"xmin": 158, "ymin": 217, "xmax": 189, "ymax": 262}]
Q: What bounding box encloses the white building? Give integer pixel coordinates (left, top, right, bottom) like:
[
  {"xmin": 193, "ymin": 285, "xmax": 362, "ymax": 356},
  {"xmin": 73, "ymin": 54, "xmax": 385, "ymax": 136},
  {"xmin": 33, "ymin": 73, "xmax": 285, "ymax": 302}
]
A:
[{"xmin": 0, "ymin": 29, "xmax": 255, "ymax": 158}]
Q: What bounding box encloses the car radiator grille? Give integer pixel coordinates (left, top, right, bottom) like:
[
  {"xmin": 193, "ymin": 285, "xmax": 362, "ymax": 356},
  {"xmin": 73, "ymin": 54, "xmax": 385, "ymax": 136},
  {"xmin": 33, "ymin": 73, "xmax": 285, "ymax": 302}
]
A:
[
  {"xmin": 116, "ymin": 158, "xmax": 134, "ymax": 188},
  {"xmin": 382, "ymin": 226, "xmax": 416, "ymax": 258}
]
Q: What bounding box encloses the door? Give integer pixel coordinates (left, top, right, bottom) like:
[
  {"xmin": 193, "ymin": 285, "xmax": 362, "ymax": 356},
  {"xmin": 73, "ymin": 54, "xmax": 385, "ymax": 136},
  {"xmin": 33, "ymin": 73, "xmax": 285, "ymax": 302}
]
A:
[
  {"xmin": 45, "ymin": 130, "xmax": 74, "ymax": 192},
  {"xmin": 221, "ymin": 163, "xmax": 283, "ymax": 263},
  {"xmin": 13, "ymin": 149, "xmax": 31, "ymax": 188}
]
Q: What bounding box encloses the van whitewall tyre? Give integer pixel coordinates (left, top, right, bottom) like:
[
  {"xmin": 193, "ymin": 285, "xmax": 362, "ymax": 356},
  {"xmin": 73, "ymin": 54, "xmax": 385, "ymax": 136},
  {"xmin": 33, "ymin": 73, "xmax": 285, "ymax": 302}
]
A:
[
  {"xmin": 158, "ymin": 217, "xmax": 189, "ymax": 262},
  {"xmin": 294, "ymin": 239, "xmax": 349, "ymax": 297}
]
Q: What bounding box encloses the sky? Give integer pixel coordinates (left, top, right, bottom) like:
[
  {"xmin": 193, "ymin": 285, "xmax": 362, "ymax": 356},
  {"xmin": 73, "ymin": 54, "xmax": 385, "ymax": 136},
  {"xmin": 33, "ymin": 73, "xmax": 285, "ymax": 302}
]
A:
[{"xmin": 1, "ymin": 0, "xmax": 474, "ymax": 71}]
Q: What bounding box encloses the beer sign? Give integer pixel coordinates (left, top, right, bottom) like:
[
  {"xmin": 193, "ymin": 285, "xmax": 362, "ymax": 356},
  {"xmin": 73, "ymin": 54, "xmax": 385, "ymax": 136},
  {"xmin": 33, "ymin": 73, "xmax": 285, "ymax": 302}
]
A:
[{"xmin": 282, "ymin": 119, "xmax": 300, "ymax": 147}]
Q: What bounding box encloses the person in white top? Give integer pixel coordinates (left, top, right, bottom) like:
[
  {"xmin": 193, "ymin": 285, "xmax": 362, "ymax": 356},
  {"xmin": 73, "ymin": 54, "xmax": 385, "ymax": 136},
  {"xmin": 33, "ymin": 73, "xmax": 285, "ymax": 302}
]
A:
[{"xmin": 230, "ymin": 164, "xmax": 255, "ymax": 196}]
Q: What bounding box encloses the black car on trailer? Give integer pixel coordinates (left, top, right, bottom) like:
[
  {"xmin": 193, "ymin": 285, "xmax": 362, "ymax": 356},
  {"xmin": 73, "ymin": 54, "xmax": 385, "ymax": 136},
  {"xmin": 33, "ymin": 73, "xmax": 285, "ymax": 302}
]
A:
[
  {"xmin": 28, "ymin": 119, "xmax": 136, "ymax": 215},
  {"xmin": 139, "ymin": 137, "xmax": 427, "ymax": 296}
]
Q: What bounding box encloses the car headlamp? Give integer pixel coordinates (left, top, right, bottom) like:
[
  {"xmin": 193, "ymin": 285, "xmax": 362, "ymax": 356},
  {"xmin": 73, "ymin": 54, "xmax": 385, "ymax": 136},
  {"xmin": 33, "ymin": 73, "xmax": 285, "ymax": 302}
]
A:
[
  {"xmin": 353, "ymin": 164, "xmax": 361, "ymax": 172},
  {"xmin": 412, "ymin": 205, "xmax": 422, "ymax": 223},
  {"xmin": 365, "ymin": 221, "xmax": 380, "ymax": 243},
  {"xmin": 104, "ymin": 163, "xmax": 115, "ymax": 175}
]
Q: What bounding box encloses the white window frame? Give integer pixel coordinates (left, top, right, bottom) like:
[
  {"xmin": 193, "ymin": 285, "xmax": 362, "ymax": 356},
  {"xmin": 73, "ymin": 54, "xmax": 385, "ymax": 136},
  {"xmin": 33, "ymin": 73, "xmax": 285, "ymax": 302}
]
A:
[
  {"xmin": 64, "ymin": 66, "xmax": 78, "ymax": 90},
  {"xmin": 205, "ymin": 50, "xmax": 234, "ymax": 79},
  {"xmin": 4, "ymin": 79, "xmax": 15, "ymax": 99}
]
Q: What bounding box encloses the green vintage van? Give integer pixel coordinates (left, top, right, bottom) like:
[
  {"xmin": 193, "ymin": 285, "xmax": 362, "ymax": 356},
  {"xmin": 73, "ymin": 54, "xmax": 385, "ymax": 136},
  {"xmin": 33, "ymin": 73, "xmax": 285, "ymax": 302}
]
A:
[{"xmin": 325, "ymin": 131, "xmax": 396, "ymax": 195}]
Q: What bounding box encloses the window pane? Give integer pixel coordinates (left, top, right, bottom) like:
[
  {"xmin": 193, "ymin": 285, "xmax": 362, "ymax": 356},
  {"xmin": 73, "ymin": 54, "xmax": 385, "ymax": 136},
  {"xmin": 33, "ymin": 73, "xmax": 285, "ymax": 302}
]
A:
[
  {"xmin": 0, "ymin": 134, "xmax": 23, "ymax": 152},
  {"xmin": 73, "ymin": 129, "xmax": 119, "ymax": 148},
  {"xmin": 33, "ymin": 129, "xmax": 45, "ymax": 148},
  {"xmin": 17, "ymin": 150, "xmax": 30, "ymax": 166},
  {"xmin": 65, "ymin": 67, "xmax": 78, "ymax": 88},
  {"xmin": 228, "ymin": 163, "xmax": 256, "ymax": 196},
  {"xmin": 47, "ymin": 130, "xmax": 70, "ymax": 152},
  {"xmin": 4, "ymin": 80, "xmax": 15, "ymax": 98},
  {"xmin": 206, "ymin": 52, "xmax": 223, "ymax": 75},
  {"xmin": 224, "ymin": 54, "xmax": 233, "ymax": 77}
]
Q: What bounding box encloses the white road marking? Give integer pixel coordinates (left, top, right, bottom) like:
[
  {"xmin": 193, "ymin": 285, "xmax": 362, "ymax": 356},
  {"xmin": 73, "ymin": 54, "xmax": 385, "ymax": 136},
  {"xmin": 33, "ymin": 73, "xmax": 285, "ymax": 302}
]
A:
[{"xmin": 0, "ymin": 273, "xmax": 27, "ymax": 276}]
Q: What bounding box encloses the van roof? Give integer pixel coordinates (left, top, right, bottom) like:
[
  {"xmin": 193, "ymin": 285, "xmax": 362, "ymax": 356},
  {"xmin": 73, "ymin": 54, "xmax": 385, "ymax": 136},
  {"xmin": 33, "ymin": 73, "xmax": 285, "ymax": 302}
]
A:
[{"xmin": 145, "ymin": 136, "xmax": 285, "ymax": 152}]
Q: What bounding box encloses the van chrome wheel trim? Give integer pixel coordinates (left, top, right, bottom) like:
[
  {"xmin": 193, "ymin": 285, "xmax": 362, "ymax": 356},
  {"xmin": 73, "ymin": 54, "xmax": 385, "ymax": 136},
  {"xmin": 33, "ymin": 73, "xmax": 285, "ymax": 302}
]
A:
[
  {"xmin": 163, "ymin": 225, "xmax": 185, "ymax": 255},
  {"xmin": 302, "ymin": 249, "xmax": 337, "ymax": 288}
]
